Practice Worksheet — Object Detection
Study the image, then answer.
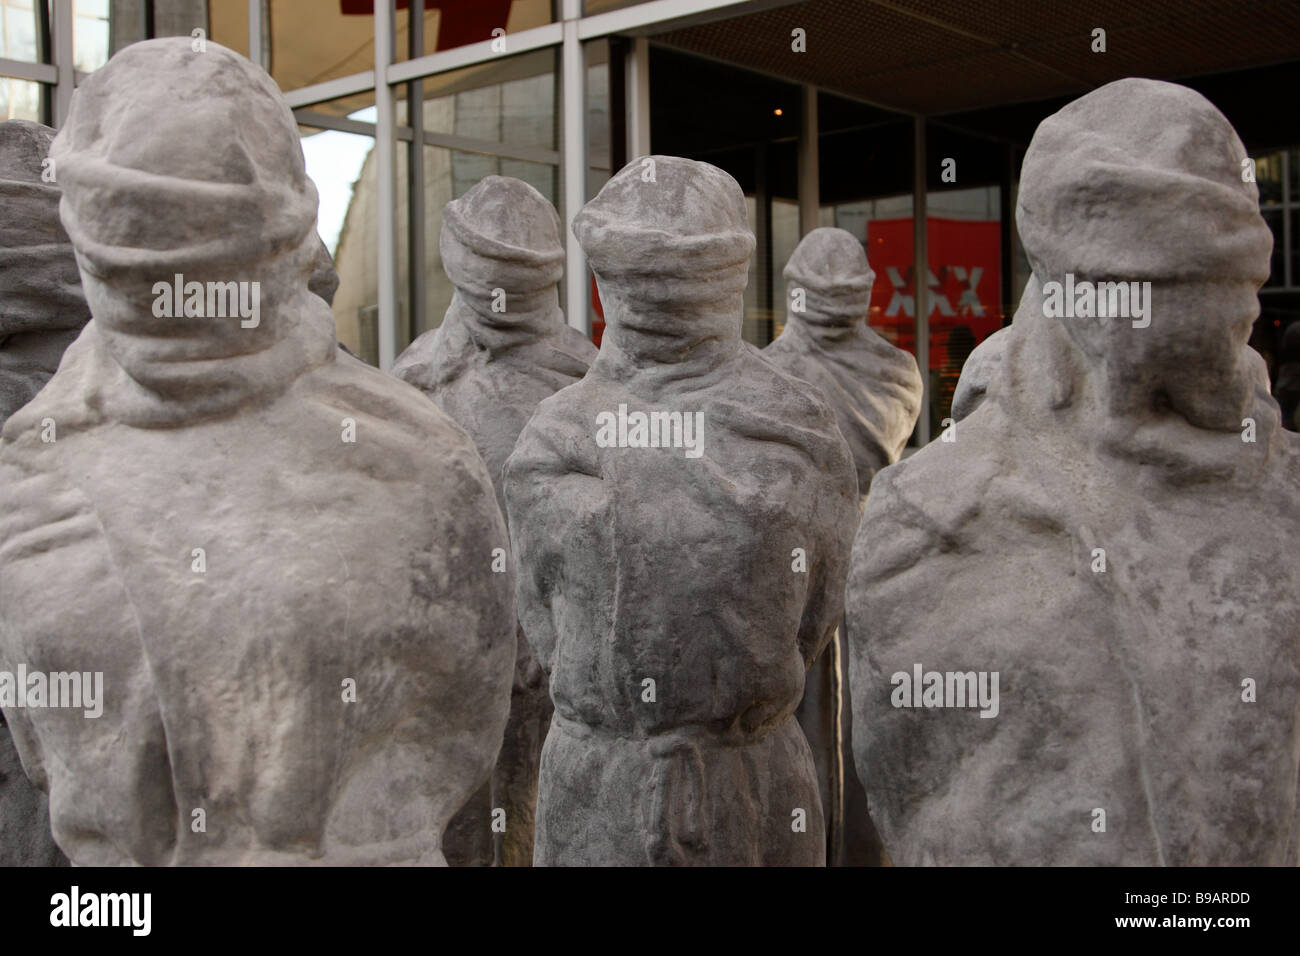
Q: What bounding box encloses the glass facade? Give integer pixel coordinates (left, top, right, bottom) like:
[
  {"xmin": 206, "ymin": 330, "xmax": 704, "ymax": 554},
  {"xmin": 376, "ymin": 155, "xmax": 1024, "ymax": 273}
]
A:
[
  {"xmin": 2, "ymin": 0, "xmax": 1294, "ymax": 431},
  {"xmin": 0, "ymin": 0, "xmax": 40, "ymax": 64},
  {"xmin": 1254, "ymin": 148, "xmax": 1296, "ymax": 290},
  {"xmin": 72, "ymin": 0, "xmax": 108, "ymax": 71},
  {"xmin": 1, "ymin": 0, "xmax": 41, "ymax": 120},
  {"xmin": 0, "ymin": 72, "xmax": 36, "ymax": 118}
]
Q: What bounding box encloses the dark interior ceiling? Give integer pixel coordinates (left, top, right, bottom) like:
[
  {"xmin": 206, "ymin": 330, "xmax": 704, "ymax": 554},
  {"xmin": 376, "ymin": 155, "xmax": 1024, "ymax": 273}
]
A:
[{"xmin": 652, "ymin": 0, "xmax": 1300, "ymax": 117}]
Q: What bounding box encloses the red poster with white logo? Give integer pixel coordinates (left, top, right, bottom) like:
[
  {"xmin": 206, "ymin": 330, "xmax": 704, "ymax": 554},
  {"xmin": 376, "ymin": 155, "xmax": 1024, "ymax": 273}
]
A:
[{"xmin": 866, "ymin": 218, "xmax": 1002, "ymax": 369}]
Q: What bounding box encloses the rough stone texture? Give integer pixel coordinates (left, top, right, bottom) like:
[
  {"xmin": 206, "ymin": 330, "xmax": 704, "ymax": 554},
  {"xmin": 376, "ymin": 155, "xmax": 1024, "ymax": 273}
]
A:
[
  {"xmin": 505, "ymin": 156, "xmax": 859, "ymax": 866},
  {"xmin": 847, "ymin": 79, "xmax": 1300, "ymax": 865},
  {"xmin": 0, "ymin": 120, "xmax": 90, "ymax": 424},
  {"xmin": 950, "ymin": 326, "xmax": 1006, "ymax": 422},
  {"xmin": 306, "ymin": 233, "xmax": 359, "ymax": 360},
  {"xmin": 763, "ymin": 226, "xmax": 921, "ymax": 866},
  {"xmin": 0, "ymin": 39, "xmax": 515, "ymax": 865},
  {"xmin": 309, "ymin": 233, "xmax": 340, "ymax": 307},
  {"xmin": 393, "ymin": 176, "xmax": 596, "ymax": 866},
  {"xmin": 0, "ymin": 119, "xmax": 86, "ymax": 868}
]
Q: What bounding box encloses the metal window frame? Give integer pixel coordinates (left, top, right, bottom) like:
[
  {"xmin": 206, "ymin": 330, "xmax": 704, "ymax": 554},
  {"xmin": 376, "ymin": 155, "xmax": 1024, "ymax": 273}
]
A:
[
  {"xmin": 374, "ymin": 0, "xmax": 398, "ymax": 368},
  {"xmin": 43, "ymin": 0, "xmax": 929, "ymax": 393},
  {"xmin": 305, "ymin": 0, "xmax": 803, "ymax": 362},
  {"xmin": 0, "ymin": 57, "xmax": 57, "ymax": 84}
]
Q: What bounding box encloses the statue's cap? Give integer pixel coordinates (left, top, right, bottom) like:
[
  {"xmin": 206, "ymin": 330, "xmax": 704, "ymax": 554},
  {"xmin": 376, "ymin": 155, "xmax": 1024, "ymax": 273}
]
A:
[{"xmin": 1017, "ymin": 77, "xmax": 1271, "ymax": 284}]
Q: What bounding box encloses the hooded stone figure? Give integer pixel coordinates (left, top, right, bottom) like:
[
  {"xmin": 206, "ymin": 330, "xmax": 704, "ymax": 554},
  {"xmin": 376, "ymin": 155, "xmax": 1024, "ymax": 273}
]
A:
[
  {"xmin": 0, "ymin": 119, "xmax": 84, "ymax": 868},
  {"xmin": 763, "ymin": 226, "xmax": 921, "ymax": 865},
  {"xmin": 504, "ymin": 156, "xmax": 859, "ymax": 866},
  {"xmin": 766, "ymin": 227, "xmax": 922, "ymax": 493},
  {"xmin": 392, "ymin": 175, "xmax": 596, "ymax": 867},
  {"xmin": 0, "ymin": 120, "xmax": 90, "ymax": 423},
  {"xmin": 0, "ymin": 38, "xmax": 515, "ymax": 866},
  {"xmin": 847, "ymin": 78, "xmax": 1300, "ymax": 865}
]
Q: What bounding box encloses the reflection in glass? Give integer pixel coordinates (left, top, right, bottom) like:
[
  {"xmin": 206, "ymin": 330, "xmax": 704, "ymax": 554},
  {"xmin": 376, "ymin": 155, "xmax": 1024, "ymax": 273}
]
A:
[
  {"xmin": 270, "ymin": 0, "xmax": 374, "ymax": 93},
  {"xmin": 299, "ymin": 108, "xmax": 377, "ymax": 362},
  {"xmin": 0, "ymin": 74, "xmax": 39, "ymax": 120},
  {"xmin": 89, "ymin": 0, "xmax": 249, "ymax": 64},
  {"xmin": 313, "ymin": 43, "xmax": 562, "ymax": 364},
  {"xmin": 0, "ymin": 0, "xmax": 39, "ymax": 64},
  {"xmin": 394, "ymin": 0, "xmax": 553, "ymax": 62},
  {"xmin": 1255, "ymin": 150, "xmax": 1284, "ymax": 206},
  {"xmin": 73, "ymin": 0, "xmax": 108, "ymax": 72},
  {"xmin": 1263, "ymin": 208, "xmax": 1283, "ymax": 287},
  {"xmin": 415, "ymin": 47, "xmax": 556, "ymax": 148},
  {"xmin": 267, "ymin": 0, "xmax": 553, "ymax": 98}
]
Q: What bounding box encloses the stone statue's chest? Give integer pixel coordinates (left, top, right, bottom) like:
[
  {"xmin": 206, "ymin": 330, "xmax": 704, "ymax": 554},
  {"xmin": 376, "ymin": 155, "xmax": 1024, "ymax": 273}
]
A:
[
  {"xmin": 541, "ymin": 435, "xmax": 819, "ymax": 724},
  {"xmin": 26, "ymin": 424, "xmax": 403, "ymax": 702}
]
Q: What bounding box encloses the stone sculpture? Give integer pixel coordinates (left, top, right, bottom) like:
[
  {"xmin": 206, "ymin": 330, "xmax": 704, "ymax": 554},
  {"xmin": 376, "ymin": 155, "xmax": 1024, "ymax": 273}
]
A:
[
  {"xmin": 0, "ymin": 120, "xmax": 90, "ymax": 423},
  {"xmin": 950, "ymin": 327, "xmax": 1006, "ymax": 422},
  {"xmin": 766, "ymin": 227, "xmax": 922, "ymax": 495},
  {"xmin": 309, "ymin": 233, "xmax": 340, "ymax": 307},
  {"xmin": 847, "ymin": 78, "xmax": 1300, "ymax": 865},
  {"xmin": 0, "ymin": 118, "xmax": 85, "ymax": 867},
  {"xmin": 763, "ymin": 226, "xmax": 921, "ymax": 865},
  {"xmin": 0, "ymin": 38, "xmax": 515, "ymax": 866},
  {"xmin": 504, "ymin": 155, "xmax": 859, "ymax": 866},
  {"xmin": 393, "ymin": 175, "xmax": 596, "ymax": 867}
]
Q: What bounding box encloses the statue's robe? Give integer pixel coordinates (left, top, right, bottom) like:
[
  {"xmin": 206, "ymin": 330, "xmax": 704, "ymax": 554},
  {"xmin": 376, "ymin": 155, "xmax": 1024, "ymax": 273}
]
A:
[
  {"xmin": 847, "ymin": 286, "xmax": 1300, "ymax": 865},
  {"xmin": 394, "ymin": 294, "xmax": 595, "ymax": 866},
  {"xmin": 0, "ymin": 322, "xmax": 516, "ymax": 865},
  {"xmin": 506, "ymin": 335, "xmax": 859, "ymax": 866}
]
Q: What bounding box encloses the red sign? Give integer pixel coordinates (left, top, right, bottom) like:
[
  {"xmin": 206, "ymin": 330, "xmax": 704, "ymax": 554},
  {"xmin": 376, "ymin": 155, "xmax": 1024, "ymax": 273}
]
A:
[
  {"xmin": 339, "ymin": 1, "xmax": 513, "ymax": 52},
  {"xmin": 865, "ymin": 217, "xmax": 1002, "ymax": 369}
]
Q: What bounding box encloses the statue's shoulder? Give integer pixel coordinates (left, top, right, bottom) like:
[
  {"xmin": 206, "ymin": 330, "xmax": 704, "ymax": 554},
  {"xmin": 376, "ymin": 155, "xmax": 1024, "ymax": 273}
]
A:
[
  {"xmin": 391, "ymin": 323, "xmax": 460, "ymax": 397},
  {"xmin": 737, "ymin": 342, "xmax": 834, "ymax": 420},
  {"xmin": 304, "ymin": 349, "xmax": 492, "ymax": 494},
  {"xmin": 855, "ymin": 428, "xmax": 1003, "ymax": 583},
  {"xmin": 1, "ymin": 328, "xmax": 102, "ymax": 450}
]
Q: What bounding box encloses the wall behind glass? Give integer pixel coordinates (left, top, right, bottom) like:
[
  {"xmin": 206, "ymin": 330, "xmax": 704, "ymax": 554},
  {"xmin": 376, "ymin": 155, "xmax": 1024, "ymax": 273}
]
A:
[
  {"xmin": 299, "ymin": 108, "xmax": 376, "ymax": 361},
  {"xmin": 324, "ymin": 49, "xmax": 560, "ymax": 362}
]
